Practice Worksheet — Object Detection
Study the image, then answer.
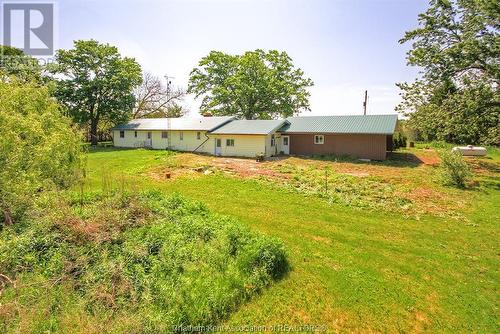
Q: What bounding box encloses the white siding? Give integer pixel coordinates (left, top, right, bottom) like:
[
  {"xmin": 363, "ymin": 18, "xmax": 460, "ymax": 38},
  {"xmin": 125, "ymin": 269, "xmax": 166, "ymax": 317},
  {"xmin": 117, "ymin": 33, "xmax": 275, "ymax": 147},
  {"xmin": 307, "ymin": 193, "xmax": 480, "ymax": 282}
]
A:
[
  {"xmin": 113, "ymin": 130, "xmax": 212, "ymax": 152},
  {"xmin": 113, "ymin": 130, "xmax": 151, "ymax": 148},
  {"xmin": 265, "ymin": 133, "xmax": 282, "ymax": 157},
  {"xmin": 113, "ymin": 130, "xmax": 280, "ymax": 158},
  {"xmin": 210, "ymin": 135, "xmax": 267, "ymax": 157}
]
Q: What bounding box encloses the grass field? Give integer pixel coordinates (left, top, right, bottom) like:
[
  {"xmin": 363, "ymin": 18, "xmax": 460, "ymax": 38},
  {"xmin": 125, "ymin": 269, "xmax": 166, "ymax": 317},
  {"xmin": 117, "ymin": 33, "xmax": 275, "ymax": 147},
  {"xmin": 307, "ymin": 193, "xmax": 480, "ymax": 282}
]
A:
[{"xmin": 78, "ymin": 146, "xmax": 499, "ymax": 333}]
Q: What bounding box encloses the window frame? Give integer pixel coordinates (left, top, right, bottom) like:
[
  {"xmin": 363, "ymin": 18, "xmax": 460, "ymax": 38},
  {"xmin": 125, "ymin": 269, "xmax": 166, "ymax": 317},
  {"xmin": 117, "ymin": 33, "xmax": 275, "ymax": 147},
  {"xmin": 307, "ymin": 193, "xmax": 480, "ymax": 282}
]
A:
[
  {"xmin": 314, "ymin": 135, "xmax": 324, "ymax": 145},
  {"xmin": 197, "ymin": 132, "xmax": 201, "ymax": 140},
  {"xmin": 161, "ymin": 131, "xmax": 168, "ymax": 139},
  {"xmin": 119, "ymin": 130, "xmax": 125, "ymax": 138},
  {"xmin": 226, "ymin": 139, "xmax": 235, "ymax": 147},
  {"xmin": 270, "ymin": 134, "xmax": 275, "ymax": 147},
  {"xmin": 134, "ymin": 131, "xmax": 138, "ymax": 138},
  {"xmin": 179, "ymin": 131, "xmax": 183, "ymax": 140}
]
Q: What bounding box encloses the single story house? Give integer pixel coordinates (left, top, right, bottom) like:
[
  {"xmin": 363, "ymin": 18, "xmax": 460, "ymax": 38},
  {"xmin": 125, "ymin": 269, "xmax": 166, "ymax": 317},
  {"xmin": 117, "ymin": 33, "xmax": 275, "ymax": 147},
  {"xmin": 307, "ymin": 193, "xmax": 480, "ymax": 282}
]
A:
[
  {"xmin": 112, "ymin": 116, "xmax": 234, "ymax": 153},
  {"xmin": 278, "ymin": 114, "xmax": 397, "ymax": 160},
  {"xmin": 112, "ymin": 114, "xmax": 397, "ymax": 160}
]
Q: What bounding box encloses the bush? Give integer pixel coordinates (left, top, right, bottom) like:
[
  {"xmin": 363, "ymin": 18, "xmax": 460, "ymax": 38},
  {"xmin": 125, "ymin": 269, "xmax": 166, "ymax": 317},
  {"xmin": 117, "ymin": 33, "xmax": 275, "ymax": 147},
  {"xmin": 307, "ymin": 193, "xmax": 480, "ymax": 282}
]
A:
[
  {"xmin": 0, "ymin": 79, "xmax": 82, "ymax": 225},
  {"xmin": 439, "ymin": 150, "xmax": 472, "ymax": 188},
  {"xmin": 392, "ymin": 132, "xmax": 407, "ymax": 150}
]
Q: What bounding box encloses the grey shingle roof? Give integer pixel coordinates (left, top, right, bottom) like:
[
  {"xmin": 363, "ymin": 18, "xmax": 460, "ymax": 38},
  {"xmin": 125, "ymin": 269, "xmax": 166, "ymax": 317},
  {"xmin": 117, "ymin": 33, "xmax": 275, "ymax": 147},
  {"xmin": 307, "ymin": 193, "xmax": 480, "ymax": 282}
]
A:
[
  {"xmin": 209, "ymin": 120, "xmax": 288, "ymax": 135},
  {"xmin": 280, "ymin": 114, "xmax": 398, "ymax": 135},
  {"xmin": 112, "ymin": 116, "xmax": 234, "ymax": 131}
]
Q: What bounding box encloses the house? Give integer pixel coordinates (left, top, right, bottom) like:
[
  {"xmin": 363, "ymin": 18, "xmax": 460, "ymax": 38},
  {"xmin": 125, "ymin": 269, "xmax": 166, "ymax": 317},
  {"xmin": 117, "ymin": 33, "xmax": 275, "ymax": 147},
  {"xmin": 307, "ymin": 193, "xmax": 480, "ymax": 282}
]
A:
[
  {"xmin": 111, "ymin": 116, "xmax": 234, "ymax": 153},
  {"xmin": 209, "ymin": 119, "xmax": 288, "ymax": 157},
  {"xmin": 112, "ymin": 114, "xmax": 397, "ymax": 160},
  {"xmin": 278, "ymin": 114, "xmax": 397, "ymax": 160}
]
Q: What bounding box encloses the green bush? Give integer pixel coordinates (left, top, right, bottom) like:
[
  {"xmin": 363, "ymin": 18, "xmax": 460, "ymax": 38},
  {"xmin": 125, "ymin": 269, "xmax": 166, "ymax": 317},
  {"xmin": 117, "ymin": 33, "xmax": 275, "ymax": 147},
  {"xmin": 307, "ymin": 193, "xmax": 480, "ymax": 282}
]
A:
[
  {"xmin": 439, "ymin": 150, "xmax": 472, "ymax": 188},
  {"xmin": 0, "ymin": 191, "xmax": 289, "ymax": 332},
  {"xmin": 0, "ymin": 79, "xmax": 82, "ymax": 224},
  {"xmin": 392, "ymin": 132, "xmax": 407, "ymax": 150}
]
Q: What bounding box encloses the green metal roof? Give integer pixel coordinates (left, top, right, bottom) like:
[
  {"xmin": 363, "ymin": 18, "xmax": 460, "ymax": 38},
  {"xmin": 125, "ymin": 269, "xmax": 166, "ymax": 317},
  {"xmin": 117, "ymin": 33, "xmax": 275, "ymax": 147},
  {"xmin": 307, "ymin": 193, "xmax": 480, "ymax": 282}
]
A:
[
  {"xmin": 112, "ymin": 116, "xmax": 234, "ymax": 131},
  {"xmin": 210, "ymin": 119, "xmax": 288, "ymax": 135},
  {"xmin": 280, "ymin": 114, "xmax": 398, "ymax": 135}
]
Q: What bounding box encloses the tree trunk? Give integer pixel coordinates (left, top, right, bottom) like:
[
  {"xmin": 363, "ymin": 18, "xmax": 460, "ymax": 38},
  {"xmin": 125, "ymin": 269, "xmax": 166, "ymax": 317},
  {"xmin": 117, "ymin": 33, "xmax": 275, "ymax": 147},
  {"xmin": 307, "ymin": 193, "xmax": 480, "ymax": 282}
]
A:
[
  {"xmin": 90, "ymin": 118, "xmax": 99, "ymax": 146},
  {"xmin": 2, "ymin": 207, "xmax": 13, "ymax": 226}
]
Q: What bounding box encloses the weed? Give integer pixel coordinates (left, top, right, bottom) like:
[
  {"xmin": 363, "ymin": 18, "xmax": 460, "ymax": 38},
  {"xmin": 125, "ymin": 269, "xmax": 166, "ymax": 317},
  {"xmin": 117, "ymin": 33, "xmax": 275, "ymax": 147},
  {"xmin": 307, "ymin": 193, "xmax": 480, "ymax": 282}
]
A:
[{"xmin": 439, "ymin": 150, "xmax": 472, "ymax": 188}]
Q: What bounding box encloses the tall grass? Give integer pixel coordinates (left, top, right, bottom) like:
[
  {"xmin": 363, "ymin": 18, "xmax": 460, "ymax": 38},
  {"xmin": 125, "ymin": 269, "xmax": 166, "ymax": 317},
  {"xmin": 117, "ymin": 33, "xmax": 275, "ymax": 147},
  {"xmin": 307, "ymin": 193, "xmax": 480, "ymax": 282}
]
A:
[{"xmin": 0, "ymin": 190, "xmax": 288, "ymax": 333}]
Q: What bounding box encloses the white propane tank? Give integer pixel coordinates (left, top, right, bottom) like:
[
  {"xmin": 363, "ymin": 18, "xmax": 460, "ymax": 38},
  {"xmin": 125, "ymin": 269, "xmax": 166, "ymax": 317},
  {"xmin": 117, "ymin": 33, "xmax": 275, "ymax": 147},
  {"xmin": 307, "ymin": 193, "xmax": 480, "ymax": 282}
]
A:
[{"xmin": 452, "ymin": 145, "xmax": 487, "ymax": 156}]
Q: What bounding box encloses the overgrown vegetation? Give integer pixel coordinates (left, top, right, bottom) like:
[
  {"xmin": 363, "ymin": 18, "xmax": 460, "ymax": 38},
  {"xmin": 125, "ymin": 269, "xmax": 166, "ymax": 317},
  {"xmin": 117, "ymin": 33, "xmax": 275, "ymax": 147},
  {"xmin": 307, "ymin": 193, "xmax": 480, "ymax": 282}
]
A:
[
  {"xmin": 264, "ymin": 164, "xmax": 412, "ymax": 212},
  {"xmin": 0, "ymin": 190, "xmax": 288, "ymax": 333},
  {"xmin": 439, "ymin": 150, "xmax": 472, "ymax": 188},
  {"xmin": 0, "ymin": 79, "xmax": 81, "ymax": 225}
]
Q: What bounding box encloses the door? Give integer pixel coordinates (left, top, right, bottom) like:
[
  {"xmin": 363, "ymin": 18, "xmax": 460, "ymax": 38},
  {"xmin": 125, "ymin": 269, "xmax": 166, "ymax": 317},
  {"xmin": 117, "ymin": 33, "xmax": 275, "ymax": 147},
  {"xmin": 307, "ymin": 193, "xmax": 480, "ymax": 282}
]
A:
[
  {"xmin": 215, "ymin": 138, "xmax": 222, "ymax": 156},
  {"xmin": 145, "ymin": 132, "xmax": 152, "ymax": 147},
  {"xmin": 282, "ymin": 136, "xmax": 290, "ymax": 155}
]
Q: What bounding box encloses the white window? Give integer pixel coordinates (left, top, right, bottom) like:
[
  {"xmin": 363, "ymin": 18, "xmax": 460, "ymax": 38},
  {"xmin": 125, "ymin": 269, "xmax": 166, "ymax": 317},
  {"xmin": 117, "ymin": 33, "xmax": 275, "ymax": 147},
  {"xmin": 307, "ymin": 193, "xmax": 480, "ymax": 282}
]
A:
[
  {"xmin": 283, "ymin": 136, "xmax": 289, "ymax": 145},
  {"xmin": 271, "ymin": 134, "xmax": 275, "ymax": 147},
  {"xmin": 134, "ymin": 131, "xmax": 138, "ymax": 138},
  {"xmin": 161, "ymin": 131, "xmax": 168, "ymax": 139},
  {"xmin": 197, "ymin": 132, "xmax": 201, "ymax": 140},
  {"xmin": 314, "ymin": 135, "xmax": 324, "ymax": 145},
  {"xmin": 226, "ymin": 139, "xmax": 235, "ymax": 147},
  {"xmin": 147, "ymin": 132, "xmax": 152, "ymax": 139},
  {"xmin": 179, "ymin": 132, "xmax": 183, "ymax": 140},
  {"xmin": 119, "ymin": 131, "xmax": 125, "ymax": 138}
]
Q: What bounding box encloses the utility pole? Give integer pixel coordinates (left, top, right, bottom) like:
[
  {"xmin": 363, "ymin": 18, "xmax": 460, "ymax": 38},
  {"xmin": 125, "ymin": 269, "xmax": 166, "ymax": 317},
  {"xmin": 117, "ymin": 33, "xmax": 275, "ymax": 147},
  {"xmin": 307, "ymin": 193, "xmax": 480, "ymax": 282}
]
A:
[
  {"xmin": 363, "ymin": 90, "xmax": 368, "ymax": 115},
  {"xmin": 164, "ymin": 75, "xmax": 175, "ymax": 150},
  {"xmin": 164, "ymin": 74, "xmax": 175, "ymax": 97}
]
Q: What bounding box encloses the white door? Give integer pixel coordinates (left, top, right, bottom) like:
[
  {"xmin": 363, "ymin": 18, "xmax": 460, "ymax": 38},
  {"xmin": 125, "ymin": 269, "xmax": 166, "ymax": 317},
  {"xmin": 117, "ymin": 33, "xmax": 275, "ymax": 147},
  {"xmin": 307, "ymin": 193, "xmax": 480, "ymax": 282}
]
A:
[
  {"xmin": 145, "ymin": 131, "xmax": 152, "ymax": 147},
  {"xmin": 282, "ymin": 136, "xmax": 290, "ymax": 155},
  {"xmin": 215, "ymin": 138, "xmax": 222, "ymax": 156}
]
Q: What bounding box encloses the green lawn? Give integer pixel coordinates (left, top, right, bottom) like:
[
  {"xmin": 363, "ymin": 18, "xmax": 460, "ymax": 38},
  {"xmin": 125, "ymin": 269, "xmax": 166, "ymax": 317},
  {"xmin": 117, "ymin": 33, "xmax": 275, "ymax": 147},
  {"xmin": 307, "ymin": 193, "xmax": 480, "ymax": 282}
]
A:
[{"xmin": 84, "ymin": 147, "xmax": 499, "ymax": 333}]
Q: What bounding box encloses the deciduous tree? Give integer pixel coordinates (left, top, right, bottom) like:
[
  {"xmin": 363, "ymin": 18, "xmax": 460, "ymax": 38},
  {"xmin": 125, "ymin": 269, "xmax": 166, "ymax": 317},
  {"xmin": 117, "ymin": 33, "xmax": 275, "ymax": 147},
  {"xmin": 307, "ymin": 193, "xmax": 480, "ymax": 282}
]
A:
[
  {"xmin": 133, "ymin": 72, "xmax": 187, "ymax": 118},
  {"xmin": 0, "ymin": 45, "xmax": 44, "ymax": 83},
  {"xmin": 188, "ymin": 50, "xmax": 313, "ymax": 119},
  {"xmin": 50, "ymin": 40, "xmax": 142, "ymax": 145},
  {"xmin": 397, "ymin": 0, "xmax": 499, "ymax": 145}
]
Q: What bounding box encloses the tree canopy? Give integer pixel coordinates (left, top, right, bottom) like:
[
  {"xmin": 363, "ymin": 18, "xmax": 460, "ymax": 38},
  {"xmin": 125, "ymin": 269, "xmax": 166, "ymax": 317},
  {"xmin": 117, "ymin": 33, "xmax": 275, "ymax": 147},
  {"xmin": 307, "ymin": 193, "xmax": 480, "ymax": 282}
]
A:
[
  {"xmin": 397, "ymin": 0, "xmax": 499, "ymax": 145},
  {"xmin": 50, "ymin": 40, "xmax": 142, "ymax": 145},
  {"xmin": 0, "ymin": 45, "xmax": 44, "ymax": 83},
  {"xmin": 0, "ymin": 79, "xmax": 81, "ymax": 225},
  {"xmin": 188, "ymin": 50, "xmax": 313, "ymax": 120}
]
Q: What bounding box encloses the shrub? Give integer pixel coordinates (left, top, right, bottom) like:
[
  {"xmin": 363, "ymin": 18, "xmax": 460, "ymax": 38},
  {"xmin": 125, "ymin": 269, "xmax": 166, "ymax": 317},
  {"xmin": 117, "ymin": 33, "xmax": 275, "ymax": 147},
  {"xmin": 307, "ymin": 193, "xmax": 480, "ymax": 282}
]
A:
[
  {"xmin": 0, "ymin": 79, "xmax": 82, "ymax": 225},
  {"xmin": 392, "ymin": 132, "xmax": 407, "ymax": 150},
  {"xmin": 439, "ymin": 150, "xmax": 472, "ymax": 188}
]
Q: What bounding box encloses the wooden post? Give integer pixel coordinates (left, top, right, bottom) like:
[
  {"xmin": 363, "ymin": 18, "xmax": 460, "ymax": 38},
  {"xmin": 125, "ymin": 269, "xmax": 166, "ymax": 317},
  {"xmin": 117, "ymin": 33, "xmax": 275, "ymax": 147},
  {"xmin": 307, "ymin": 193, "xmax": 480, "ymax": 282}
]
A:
[{"xmin": 325, "ymin": 169, "xmax": 328, "ymax": 194}]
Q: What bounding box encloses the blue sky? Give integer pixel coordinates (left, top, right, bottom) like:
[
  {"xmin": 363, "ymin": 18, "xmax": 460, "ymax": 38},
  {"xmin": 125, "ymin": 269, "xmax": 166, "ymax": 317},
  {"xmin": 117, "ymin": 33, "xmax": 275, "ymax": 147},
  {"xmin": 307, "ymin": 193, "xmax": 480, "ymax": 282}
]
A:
[{"xmin": 56, "ymin": 0, "xmax": 427, "ymax": 116}]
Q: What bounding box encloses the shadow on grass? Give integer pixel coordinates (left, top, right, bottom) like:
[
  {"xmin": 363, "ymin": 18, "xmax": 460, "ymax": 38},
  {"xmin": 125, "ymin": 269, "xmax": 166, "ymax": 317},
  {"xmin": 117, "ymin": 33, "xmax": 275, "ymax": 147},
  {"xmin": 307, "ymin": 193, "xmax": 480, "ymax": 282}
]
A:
[
  {"xmin": 84, "ymin": 146, "xmax": 150, "ymax": 154},
  {"xmin": 281, "ymin": 151, "xmax": 425, "ymax": 168}
]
